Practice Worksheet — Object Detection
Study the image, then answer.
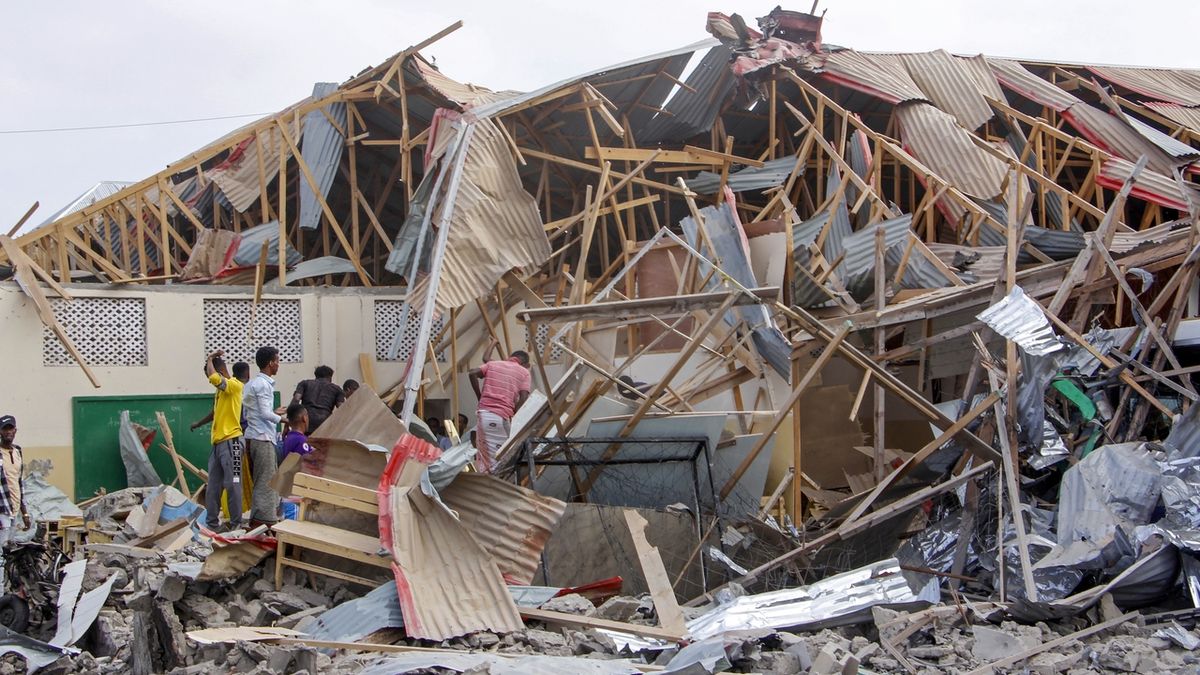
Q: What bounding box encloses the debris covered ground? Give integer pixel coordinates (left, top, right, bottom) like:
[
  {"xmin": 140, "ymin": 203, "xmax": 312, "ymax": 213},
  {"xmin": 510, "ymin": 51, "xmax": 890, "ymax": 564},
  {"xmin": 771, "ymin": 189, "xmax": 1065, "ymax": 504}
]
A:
[{"xmin": 2, "ymin": 4, "xmax": 1200, "ymax": 674}]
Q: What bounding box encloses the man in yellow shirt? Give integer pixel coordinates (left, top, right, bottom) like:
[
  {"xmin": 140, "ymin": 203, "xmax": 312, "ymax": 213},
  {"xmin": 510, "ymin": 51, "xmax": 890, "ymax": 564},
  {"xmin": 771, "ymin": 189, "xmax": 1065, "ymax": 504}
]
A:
[{"xmin": 204, "ymin": 350, "xmax": 245, "ymax": 531}]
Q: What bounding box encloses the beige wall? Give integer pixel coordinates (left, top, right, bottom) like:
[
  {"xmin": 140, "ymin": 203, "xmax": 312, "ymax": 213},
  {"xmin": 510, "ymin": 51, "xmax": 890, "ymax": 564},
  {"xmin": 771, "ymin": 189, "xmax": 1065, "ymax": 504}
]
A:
[{"xmin": 0, "ymin": 282, "xmax": 414, "ymax": 498}]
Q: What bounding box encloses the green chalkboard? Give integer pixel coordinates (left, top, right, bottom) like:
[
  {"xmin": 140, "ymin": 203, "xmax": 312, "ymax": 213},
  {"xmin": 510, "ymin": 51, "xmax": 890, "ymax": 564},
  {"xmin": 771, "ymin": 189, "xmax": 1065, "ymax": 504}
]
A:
[{"xmin": 71, "ymin": 391, "xmax": 279, "ymax": 499}]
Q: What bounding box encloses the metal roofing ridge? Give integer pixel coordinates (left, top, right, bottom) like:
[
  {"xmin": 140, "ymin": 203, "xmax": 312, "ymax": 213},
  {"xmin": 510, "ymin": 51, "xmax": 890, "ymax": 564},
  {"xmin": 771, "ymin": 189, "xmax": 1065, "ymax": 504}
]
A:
[
  {"xmin": 857, "ymin": 48, "xmax": 1199, "ymax": 73},
  {"xmin": 470, "ymin": 38, "xmax": 719, "ymax": 120}
]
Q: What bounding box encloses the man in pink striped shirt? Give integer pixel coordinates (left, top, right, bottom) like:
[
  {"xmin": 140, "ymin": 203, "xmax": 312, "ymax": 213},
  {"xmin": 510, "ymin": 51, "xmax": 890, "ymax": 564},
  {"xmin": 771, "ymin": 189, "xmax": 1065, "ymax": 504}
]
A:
[{"xmin": 468, "ymin": 342, "xmax": 531, "ymax": 473}]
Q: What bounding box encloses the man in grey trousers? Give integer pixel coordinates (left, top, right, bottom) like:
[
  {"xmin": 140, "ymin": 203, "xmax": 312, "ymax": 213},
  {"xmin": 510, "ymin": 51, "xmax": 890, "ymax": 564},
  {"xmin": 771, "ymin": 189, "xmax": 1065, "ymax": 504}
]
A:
[{"xmin": 242, "ymin": 345, "xmax": 284, "ymax": 527}]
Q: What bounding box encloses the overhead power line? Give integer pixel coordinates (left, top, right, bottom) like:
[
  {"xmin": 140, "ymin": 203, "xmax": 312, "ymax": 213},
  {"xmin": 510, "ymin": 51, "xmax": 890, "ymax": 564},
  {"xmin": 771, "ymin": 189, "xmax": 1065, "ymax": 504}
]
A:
[{"xmin": 0, "ymin": 112, "xmax": 272, "ymax": 135}]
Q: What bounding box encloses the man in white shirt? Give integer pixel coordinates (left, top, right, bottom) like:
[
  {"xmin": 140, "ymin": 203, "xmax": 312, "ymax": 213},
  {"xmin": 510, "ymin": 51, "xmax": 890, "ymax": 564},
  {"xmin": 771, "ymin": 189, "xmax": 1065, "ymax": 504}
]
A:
[{"xmin": 242, "ymin": 345, "xmax": 285, "ymax": 527}]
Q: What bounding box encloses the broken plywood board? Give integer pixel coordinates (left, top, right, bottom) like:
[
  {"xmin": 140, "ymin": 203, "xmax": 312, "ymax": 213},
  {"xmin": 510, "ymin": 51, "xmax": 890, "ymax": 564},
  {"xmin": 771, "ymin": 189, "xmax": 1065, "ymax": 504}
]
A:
[
  {"xmin": 536, "ymin": 503, "xmax": 705, "ymax": 600},
  {"xmin": 764, "ymin": 385, "xmax": 867, "ymax": 492},
  {"xmin": 187, "ymin": 626, "xmax": 304, "ymax": 645},
  {"xmin": 198, "ymin": 541, "xmax": 273, "ymax": 581}
]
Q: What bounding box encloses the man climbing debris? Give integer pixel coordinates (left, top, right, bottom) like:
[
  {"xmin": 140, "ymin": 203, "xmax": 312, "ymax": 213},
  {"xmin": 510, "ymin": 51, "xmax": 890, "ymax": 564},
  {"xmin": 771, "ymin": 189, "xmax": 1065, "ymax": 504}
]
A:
[{"xmin": 468, "ymin": 340, "xmax": 531, "ymax": 473}]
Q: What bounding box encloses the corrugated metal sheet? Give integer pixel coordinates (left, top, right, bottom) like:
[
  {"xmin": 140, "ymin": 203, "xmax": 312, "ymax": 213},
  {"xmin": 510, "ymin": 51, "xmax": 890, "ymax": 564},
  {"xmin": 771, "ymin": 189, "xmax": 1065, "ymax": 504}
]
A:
[
  {"xmin": 1063, "ymin": 103, "xmax": 1193, "ymax": 174},
  {"xmin": 298, "ymin": 82, "xmax": 345, "ymax": 230},
  {"xmin": 472, "ymin": 39, "xmax": 715, "ymax": 121},
  {"xmin": 207, "ymin": 121, "xmax": 296, "ymax": 213},
  {"xmin": 1002, "ymin": 125, "xmax": 1077, "ymax": 230},
  {"xmin": 987, "ymin": 58, "xmax": 1078, "ymax": 112},
  {"xmin": 441, "ymin": 474, "xmax": 565, "ymax": 585},
  {"xmin": 819, "ymin": 49, "xmax": 927, "ymax": 104},
  {"xmin": 897, "ymin": 49, "xmax": 993, "ymax": 131},
  {"xmin": 640, "ymin": 45, "xmax": 735, "ymax": 144},
  {"xmin": 837, "ymin": 214, "xmax": 957, "ymax": 299},
  {"xmin": 34, "ymin": 181, "xmax": 135, "ymax": 233},
  {"xmin": 846, "ymin": 129, "xmax": 873, "ymax": 228},
  {"xmin": 790, "ymin": 210, "xmax": 837, "ymax": 308},
  {"xmin": 685, "ymin": 156, "xmax": 803, "ymax": 194},
  {"xmin": 434, "ymin": 118, "xmax": 551, "ymax": 310},
  {"xmin": 926, "ymin": 243, "xmax": 1006, "ymax": 283},
  {"xmin": 267, "ymin": 256, "xmax": 359, "ymax": 287},
  {"xmin": 687, "ymin": 558, "xmax": 939, "ymax": 638},
  {"xmin": 820, "ymin": 164, "xmax": 853, "ymax": 264},
  {"xmin": 956, "ymin": 54, "xmax": 1006, "ymax": 102},
  {"xmin": 1110, "ymin": 219, "xmax": 1188, "ymax": 253},
  {"xmin": 383, "ymin": 434, "xmax": 523, "ymax": 641},
  {"xmin": 1087, "ymin": 65, "xmax": 1200, "ymax": 107},
  {"xmin": 1165, "ymin": 400, "xmax": 1200, "ymax": 459},
  {"xmin": 896, "ymin": 102, "xmax": 1007, "ymax": 200},
  {"xmin": 1124, "ymin": 113, "xmax": 1200, "ymax": 161},
  {"xmin": 680, "ymin": 197, "xmax": 791, "ymax": 379},
  {"xmin": 976, "ymin": 285, "xmax": 1064, "ymax": 356},
  {"xmin": 307, "ymin": 580, "xmax": 406, "ymax": 642},
  {"xmin": 1143, "ymin": 102, "xmax": 1200, "ymax": 134},
  {"xmin": 972, "ymin": 207, "xmax": 1086, "ymax": 260},
  {"xmin": 1097, "ymin": 157, "xmax": 1200, "ymax": 211},
  {"xmin": 230, "ymin": 220, "xmax": 303, "ymax": 268},
  {"xmin": 409, "ymin": 58, "xmax": 518, "ymax": 109}
]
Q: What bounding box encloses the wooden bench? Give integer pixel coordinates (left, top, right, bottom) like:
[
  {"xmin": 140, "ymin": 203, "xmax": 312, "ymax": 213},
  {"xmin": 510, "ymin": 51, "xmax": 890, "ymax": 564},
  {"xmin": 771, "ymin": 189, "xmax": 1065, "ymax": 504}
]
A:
[{"xmin": 273, "ymin": 473, "xmax": 390, "ymax": 590}]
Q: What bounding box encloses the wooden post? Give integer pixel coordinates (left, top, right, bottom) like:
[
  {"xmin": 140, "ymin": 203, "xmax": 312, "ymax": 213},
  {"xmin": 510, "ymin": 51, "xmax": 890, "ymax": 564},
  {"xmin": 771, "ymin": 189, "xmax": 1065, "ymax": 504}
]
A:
[
  {"xmin": 277, "ymin": 126, "xmax": 288, "ymax": 286},
  {"xmin": 873, "ymin": 225, "xmax": 887, "ymax": 483}
]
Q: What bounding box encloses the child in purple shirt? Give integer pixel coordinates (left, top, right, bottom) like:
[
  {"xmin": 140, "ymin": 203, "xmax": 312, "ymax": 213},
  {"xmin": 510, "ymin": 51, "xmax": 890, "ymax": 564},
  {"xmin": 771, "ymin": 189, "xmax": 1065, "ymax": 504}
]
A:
[{"xmin": 281, "ymin": 403, "xmax": 314, "ymax": 460}]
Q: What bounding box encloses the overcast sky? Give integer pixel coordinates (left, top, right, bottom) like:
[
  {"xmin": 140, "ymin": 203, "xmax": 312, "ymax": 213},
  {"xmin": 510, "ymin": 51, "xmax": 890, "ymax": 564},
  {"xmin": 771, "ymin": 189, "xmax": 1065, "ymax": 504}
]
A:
[{"xmin": 3, "ymin": 0, "xmax": 1197, "ymax": 232}]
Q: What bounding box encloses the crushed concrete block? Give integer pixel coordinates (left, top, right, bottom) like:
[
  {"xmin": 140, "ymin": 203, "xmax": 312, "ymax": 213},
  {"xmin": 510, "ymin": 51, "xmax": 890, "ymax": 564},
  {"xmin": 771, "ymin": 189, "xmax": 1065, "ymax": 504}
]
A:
[
  {"xmin": 909, "ymin": 644, "xmax": 953, "ymax": 659},
  {"xmin": 266, "ymin": 647, "xmax": 293, "ymax": 673},
  {"xmin": 466, "ymin": 631, "xmax": 501, "ymax": 649},
  {"xmin": 540, "ymin": 593, "xmax": 595, "ymax": 616},
  {"xmin": 811, "ymin": 643, "xmax": 855, "ymax": 675},
  {"xmin": 179, "ymin": 595, "xmax": 230, "ymax": 628},
  {"xmin": 129, "ymin": 612, "xmax": 156, "ymax": 675},
  {"xmin": 280, "ymin": 584, "xmax": 328, "ymax": 608},
  {"xmin": 593, "ymin": 596, "xmax": 641, "ymax": 622},
  {"xmin": 157, "ymin": 573, "xmax": 188, "ymax": 603},
  {"xmin": 1028, "ymin": 650, "xmax": 1083, "ymax": 675},
  {"xmin": 258, "ymin": 590, "xmax": 311, "ymax": 615},
  {"xmin": 573, "ymin": 629, "xmax": 618, "ymax": 656},
  {"xmin": 868, "ymin": 655, "xmax": 900, "ymax": 671},
  {"xmin": 515, "ymin": 628, "xmax": 569, "ymax": 654},
  {"xmin": 250, "ymin": 578, "xmax": 275, "ymax": 597},
  {"xmin": 125, "ymin": 590, "xmax": 156, "ymax": 613},
  {"xmin": 972, "ymin": 624, "xmax": 1042, "ymax": 662},
  {"xmin": 197, "ymin": 645, "xmax": 227, "ymax": 666},
  {"xmin": 236, "ymin": 640, "xmax": 273, "ymax": 665},
  {"xmin": 291, "ymin": 647, "xmax": 319, "ymax": 675},
  {"xmin": 758, "ymin": 651, "xmax": 803, "ymax": 674},
  {"xmin": 274, "ymin": 605, "xmax": 326, "ymax": 630},
  {"xmin": 152, "ymin": 600, "xmax": 189, "ymax": 671}
]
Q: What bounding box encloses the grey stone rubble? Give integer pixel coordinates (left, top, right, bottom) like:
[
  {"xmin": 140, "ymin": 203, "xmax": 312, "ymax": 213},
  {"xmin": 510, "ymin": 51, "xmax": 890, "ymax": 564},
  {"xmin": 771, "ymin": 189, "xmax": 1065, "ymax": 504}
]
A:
[{"xmin": 7, "ymin": 527, "xmax": 1200, "ymax": 675}]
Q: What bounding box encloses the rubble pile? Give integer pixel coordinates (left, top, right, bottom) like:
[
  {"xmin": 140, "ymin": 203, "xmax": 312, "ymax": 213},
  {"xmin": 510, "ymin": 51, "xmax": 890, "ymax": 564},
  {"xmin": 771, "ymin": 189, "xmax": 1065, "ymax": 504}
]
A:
[{"xmin": 2, "ymin": 2, "xmax": 1200, "ymax": 674}]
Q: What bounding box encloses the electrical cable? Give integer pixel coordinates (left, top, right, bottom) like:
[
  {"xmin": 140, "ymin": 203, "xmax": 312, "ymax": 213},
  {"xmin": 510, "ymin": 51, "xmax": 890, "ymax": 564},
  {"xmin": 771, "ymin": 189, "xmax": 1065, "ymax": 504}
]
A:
[{"xmin": 0, "ymin": 112, "xmax": 272, "ymax": 135}]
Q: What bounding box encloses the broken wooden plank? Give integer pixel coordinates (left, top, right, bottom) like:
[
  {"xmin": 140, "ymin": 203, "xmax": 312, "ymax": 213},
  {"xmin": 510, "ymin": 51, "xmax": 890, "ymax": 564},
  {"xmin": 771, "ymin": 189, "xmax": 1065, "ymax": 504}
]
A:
[
  {"xmin": 623, "ymin": 510, "xmax": 687, "ymax": 637},
  {"xmin": 520, "ymin": 607, "xmax": 686, "ymax": 642},
  {"xmin": 517, "ymin": 287, "xmax": 778, "ymax": 324}
]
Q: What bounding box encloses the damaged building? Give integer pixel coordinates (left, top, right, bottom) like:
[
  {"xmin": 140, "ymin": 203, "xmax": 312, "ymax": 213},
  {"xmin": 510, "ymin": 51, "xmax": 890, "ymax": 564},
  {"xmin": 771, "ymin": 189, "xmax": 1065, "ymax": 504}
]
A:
[{"xmin": 0, "ymin": 5, "xmax": 1199, "ymax": 674}]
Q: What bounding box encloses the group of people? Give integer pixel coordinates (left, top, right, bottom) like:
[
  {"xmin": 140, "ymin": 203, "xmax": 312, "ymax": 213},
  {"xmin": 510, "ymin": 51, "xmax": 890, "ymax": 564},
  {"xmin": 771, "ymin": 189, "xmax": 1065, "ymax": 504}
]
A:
[
  {"xmin": 197, "ymin": 336, "xmax": 534, "ymax": 529},
  {"xmin": 199, "ymin": 348, "xmax": 358, "ymax": 532}
]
